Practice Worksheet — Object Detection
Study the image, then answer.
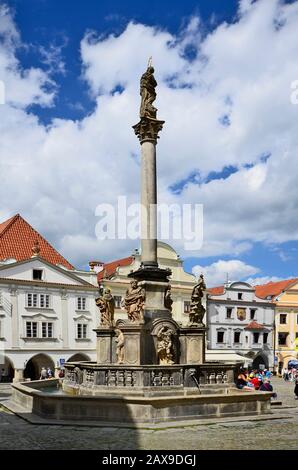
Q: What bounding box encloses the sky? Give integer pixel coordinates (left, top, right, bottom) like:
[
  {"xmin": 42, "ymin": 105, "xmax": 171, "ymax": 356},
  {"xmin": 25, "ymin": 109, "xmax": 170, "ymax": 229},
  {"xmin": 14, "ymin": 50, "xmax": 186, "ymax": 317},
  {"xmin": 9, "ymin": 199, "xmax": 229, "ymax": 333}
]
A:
[{"xmin": 1, "ymin": 0, "xmax": 298, "ymax": 286}]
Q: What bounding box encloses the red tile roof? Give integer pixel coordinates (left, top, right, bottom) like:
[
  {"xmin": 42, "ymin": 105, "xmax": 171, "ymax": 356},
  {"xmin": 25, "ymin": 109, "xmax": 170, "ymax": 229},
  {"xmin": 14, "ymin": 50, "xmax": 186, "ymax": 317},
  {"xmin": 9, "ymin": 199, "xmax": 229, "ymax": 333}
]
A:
[
  {"xmin": 207, "ymin": 286, "xmax": 224, "ymax": 295},
  {"xmin": 255, "ymin": 278, "xmax": 298, "ymax": 299},
  {"xmin": 97, "ymin": 256, "xmax": 134, "ymax": 282},
  {"xmin": 244, "ymin": 321, "xmax": 265, "ymax": 330},
  {"xmin": 0, "ymin": 214, "xmax": 74, "ymax": 270}
]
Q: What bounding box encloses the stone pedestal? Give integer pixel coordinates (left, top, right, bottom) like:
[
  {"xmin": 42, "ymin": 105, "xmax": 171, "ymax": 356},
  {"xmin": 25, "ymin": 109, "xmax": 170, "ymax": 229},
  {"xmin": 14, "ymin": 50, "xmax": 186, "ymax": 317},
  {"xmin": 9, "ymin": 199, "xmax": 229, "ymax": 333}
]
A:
[
  {"xmin": 119, "ymin": 323, "xmax": 150, "ymax": 365},
  {"xmin": 179, "ymin": 326, "xmax": 206, "ymax": 365},
  {"xmin": 95, "ymin": 327, "xmax": 114, "ymax": 364},
  {"xmin": 13, "ymin": 368, "xmax": 24, "ymax": 383}
]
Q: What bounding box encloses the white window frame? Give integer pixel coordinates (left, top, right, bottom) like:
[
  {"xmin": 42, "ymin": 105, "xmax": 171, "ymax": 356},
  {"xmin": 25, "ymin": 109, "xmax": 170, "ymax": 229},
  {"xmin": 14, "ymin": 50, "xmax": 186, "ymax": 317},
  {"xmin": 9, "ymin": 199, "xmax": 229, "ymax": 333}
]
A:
[
  {"xmin": 26, "ymin": 293, "xmax": 50, "ymax": 309},
  {"xmin": 216, "ymin": 330, "xmax": 225, "ymax": 344},
  {"xmin": 32, "ymin": 269, "xmax": 43, "ymax": 281},
  {"xmin": 77, "ymin": 297, "xmax": 87, "ymax": 311},
  {"xmin": 26, "ymin": 321, "xmax": 38, "ymax": 338},
  {"xmin": 42, "ymin": 322, "xmax": 53, "ymax": 338},
  {"xmin": 233, "ymin": 330, "xmax": 241, "ymax": 344},
  {"xmin": 253, "ymin": 332, "xmax": 260, "ymax": 344},
  {"xmin": 77, "ymin": 323, "xmax": 88, "ymax": 339}
]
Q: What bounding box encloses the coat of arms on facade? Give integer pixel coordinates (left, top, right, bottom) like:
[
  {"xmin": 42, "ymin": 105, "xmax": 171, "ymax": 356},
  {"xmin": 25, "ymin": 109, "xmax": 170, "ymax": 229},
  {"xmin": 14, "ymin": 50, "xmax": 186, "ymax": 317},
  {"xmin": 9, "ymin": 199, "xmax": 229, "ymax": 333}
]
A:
[{"xmin": 237, "ymin": 307, "xmax": 246, "ymax": 321}]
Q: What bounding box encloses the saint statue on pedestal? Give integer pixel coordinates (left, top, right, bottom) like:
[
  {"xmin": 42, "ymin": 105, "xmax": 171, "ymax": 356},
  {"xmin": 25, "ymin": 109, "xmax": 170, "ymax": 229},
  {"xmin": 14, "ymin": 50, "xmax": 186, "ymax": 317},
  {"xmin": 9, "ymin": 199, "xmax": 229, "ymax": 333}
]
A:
[
  {"xmin": 164, "ymin": 285, "xmax": 173, "ymax": 313},
  {"xmin": 95, "ymin": 288, "xmax": 115, "ymax": 327},
  {"xmin": 124, "ymin": 280, "xmax": 145, "ymax": 323},
  {"xmin": 189, "ymin": 274, "xmax": 206, "ymax": 325},
  {"xmin": 157, "ymin": 326, "xmax": 175, "ymax": 365},
  {"xmin": 115, "ymin": 328, "xmax": 125, "ymax": 364}
]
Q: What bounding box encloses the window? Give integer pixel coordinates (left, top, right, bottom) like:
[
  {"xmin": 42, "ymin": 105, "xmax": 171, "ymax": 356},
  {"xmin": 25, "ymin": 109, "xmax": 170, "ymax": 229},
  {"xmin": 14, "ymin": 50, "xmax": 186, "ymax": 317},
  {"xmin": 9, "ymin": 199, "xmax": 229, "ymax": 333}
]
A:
[
  {"xmin": 263, "ymin": 332, "xmax": 268, "ymax": 344},
  {"xmin": 278, "ymin": 332, "xmax": 289, "ymax": 346},
  {"xmin": 226, "ymin": 308, "xmax": 232, "ymax": 319},
  {"xmin": 114, "ymin": 296, "xmax": 122, "ymax": 309},
  {"xmin": 238, "ymin": 293, "xmax": 243, "ymax": 300},
  {"xmin": 40, "ymin": 294, "xmax": 50, "ymax": 308},
  {"xmin": 280, "ymin": 314, "xmax": 287, "ymax": 324},
  {"xmin": 26, "ymin": 321, "xmax": 38, "ymax": 338},
  {"xmin": 184, "ymin": 301, "xmax": 191, "ymax": 313},
  {"xmin": 250, "ymin": 309, "xmax": 256, "ymax": 320},
  {"xmin": 42, "ymin": 322, "xmax": 53, "ymax": 338},
  {"xmin": 253, "ymin": 332, "xmax": 260, "ymax": 344},
  {"xmin": 234, "ymin": 331, "xmax": 241, "ymax": 344},
  {"xmin": 77, "ymin": 323, "xmax": 88, "ymax": 339},
  {"xmin": 217, "ymin": 331, "xmax": 225, "ymax": 343},
  {"xmin": 33, "ymin": 269, "xmax": 43, "ymax": 280},
  {"xmin": 26, "ymin": 293, "xmax": 49, "ymax": 308},
  {"xmin": 77, "ymin": 297, "xmax": 86, "ymax": 311}
]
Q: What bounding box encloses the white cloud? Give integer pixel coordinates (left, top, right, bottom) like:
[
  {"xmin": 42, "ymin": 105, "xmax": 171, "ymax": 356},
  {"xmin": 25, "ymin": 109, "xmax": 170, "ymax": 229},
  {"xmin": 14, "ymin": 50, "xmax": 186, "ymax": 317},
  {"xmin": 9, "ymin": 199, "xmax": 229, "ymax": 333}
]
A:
[
  {"xmin": 1, "ymin": 1, "xmax": 298, "ymax": 270},
  {"xmin": 245, "ymin": 275, "xmax": 283, "ymax": 286},
  {"xmin": 192, "ymin": 259, "xmax": 259, "ymax": 287}
]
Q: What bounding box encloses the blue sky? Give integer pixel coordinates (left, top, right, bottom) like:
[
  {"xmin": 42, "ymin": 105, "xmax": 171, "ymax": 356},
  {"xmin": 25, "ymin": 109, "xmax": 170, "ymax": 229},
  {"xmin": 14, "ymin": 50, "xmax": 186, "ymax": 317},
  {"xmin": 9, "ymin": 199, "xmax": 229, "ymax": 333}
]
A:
[
  {"xmin": 9, "ymin": 0, "xmax": 239, "ymax": 124},
  {"xmin": 1, "ymin": 0, "xmax": 298, "ymax": 286}
]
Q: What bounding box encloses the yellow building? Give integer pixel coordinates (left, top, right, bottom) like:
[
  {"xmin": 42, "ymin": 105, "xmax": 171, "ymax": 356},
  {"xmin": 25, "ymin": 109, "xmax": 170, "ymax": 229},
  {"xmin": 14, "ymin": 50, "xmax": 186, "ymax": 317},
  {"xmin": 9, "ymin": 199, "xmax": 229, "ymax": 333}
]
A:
[{"xmin": 274, "ymin": 280, "xmax": 298, "ymax": 372}]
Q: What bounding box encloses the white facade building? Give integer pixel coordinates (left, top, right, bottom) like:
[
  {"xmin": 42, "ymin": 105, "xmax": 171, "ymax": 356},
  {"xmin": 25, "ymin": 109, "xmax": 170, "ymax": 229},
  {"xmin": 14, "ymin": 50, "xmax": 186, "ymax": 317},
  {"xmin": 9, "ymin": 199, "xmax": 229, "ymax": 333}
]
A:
[
  {"xmin": 0, "ymin": 257, "xmax": 98, "ymax": 381},
  {"xmin": 207, "ymin": 282, "xmax": 275, "ymax": 369}
]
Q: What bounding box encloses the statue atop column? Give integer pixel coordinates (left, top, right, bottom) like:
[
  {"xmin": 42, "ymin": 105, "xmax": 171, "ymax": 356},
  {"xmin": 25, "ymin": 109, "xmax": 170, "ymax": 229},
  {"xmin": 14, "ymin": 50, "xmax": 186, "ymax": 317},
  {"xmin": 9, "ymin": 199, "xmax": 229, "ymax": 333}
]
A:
[
  {"xmin": 140, "ymin": 57, "xmax": 157, "ymax": 119},
  {"xmin": 124, "ymin": 280, "xmax": 146, "ymax": 323},
  {"xmin": 189, "ymin": 274, "xmax": 206, "ymax": 326},
  {"xmin": 95, "ymin": 288, "xmax": 115, "ymax": 327},
  {"xmin": 133, "ymin": 58, "xmax": 164, "ymax": 144}
]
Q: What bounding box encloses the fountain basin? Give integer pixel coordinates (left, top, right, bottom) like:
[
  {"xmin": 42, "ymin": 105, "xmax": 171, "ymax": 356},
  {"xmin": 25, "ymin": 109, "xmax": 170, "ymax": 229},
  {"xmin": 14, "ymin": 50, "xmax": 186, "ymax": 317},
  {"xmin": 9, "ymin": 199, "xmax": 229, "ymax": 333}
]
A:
[{"xmin": 6, "ymin": 378, "xmax": 272, "ymax": 426}]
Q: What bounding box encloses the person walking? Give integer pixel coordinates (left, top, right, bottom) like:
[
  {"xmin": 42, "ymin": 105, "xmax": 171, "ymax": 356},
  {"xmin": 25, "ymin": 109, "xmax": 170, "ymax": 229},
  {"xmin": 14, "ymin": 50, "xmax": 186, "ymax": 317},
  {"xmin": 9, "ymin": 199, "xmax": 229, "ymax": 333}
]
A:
[
  {"xmin": 294, "ymin": 374, "xmax": 298, "ymax": 400},
  {"xmin": 40, "ymin": 367, "xmax": 47, "ymax": 380}
]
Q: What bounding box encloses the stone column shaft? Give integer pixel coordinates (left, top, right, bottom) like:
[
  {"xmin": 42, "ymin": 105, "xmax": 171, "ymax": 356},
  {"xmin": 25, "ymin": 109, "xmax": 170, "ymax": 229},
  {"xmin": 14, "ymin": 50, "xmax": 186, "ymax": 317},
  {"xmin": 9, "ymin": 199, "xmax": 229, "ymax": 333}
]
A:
[{"xmin": 141, "ymin": 140, "xmax": 157, "ymax": 267}]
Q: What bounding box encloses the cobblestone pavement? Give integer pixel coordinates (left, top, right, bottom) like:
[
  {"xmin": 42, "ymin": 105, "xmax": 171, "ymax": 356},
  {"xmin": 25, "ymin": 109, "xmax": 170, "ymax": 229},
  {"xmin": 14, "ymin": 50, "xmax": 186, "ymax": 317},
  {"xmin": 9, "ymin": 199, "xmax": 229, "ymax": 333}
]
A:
[{"xmin": 0, "ymin": 377, "xmax": 297, "ymax": 450}]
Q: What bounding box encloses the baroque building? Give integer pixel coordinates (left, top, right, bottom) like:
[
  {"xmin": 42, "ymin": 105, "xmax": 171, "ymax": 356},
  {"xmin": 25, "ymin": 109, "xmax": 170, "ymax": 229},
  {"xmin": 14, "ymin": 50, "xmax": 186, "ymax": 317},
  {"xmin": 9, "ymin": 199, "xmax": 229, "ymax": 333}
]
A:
[
  {"xmin": 0, "ymin": 214, "xmax": 98, "ymax": 382},
  {"xmin": 256, "ymin": 278, "xmax": 298, "ymax": 373},
  {"xmin": 207, "ymin": 281, "xmax": 275, "ymax": 369}
]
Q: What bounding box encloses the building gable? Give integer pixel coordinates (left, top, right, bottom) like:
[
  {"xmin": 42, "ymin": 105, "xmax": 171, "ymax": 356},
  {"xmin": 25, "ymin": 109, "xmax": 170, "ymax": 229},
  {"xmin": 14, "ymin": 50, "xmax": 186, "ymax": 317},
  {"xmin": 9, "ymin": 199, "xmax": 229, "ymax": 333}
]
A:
[{"xmin": 0, "ymin": 258, "xmax": 93, "ymax": 287}]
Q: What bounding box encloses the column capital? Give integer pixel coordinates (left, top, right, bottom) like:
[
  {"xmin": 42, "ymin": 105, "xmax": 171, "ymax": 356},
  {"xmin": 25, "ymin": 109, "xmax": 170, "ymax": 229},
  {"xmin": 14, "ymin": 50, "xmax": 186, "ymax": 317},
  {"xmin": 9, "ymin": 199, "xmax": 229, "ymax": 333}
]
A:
[{"xmin": 133, "ymin": 117, "xmax": 165, "ymax": 144}]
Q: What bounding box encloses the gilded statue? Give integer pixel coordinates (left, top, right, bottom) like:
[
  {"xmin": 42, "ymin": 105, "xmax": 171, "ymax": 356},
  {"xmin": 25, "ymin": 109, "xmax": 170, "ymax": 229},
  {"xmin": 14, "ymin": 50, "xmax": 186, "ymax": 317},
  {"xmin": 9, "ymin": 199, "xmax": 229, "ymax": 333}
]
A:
[
  {"xmin": 124, "ymin": 280, "xmax": 145, "ymax": 322},
  {"xmin": 157, "ymin": 326, "xmax": 174, "ymax": 365},
  {"xmin": 164, "ymin": 285, "xmax": 173, "ymax": 313},
  {"xmin": 140, "ymin": 58, "xmax": 157, "ymax": 119},
  {"xmin": 115, "ymin": 328, "xmax": 125, "ymax": 364},
  {"xmin": 95, "ymin": 288, "xmax": 115, "ymax": 327},
  {"xmin": 189, "ymin": 274, "xmax": 206, "ymax": 325}
]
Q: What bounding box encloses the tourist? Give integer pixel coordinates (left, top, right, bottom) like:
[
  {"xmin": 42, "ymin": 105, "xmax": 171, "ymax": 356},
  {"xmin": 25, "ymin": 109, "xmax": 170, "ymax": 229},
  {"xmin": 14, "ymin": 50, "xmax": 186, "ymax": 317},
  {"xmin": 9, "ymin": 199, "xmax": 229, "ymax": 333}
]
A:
[
  {"xmin": 250, "ymin": 373, "xmax": 261, "ymax": 390},
  {"xmin": 47, "ymin": 367, "xmax": 53, "ymax": 378},
  {"xmin": 294, "ymin": 374, "xmax": 298, "ymax": 400},
  {"xmin": 283, "ymin": 367, "xmax": 289, "ymax": 381},
  {"xmin": 259, "ymin": 378, "xmax": 277, "ymax": 399},
  {"xmin": 40, "ymin": 367, "xmax": 47, "ymax": 380},
  {"xmin": 236, "ymin": 369, "xmax": 248, "ymax": 389}
]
